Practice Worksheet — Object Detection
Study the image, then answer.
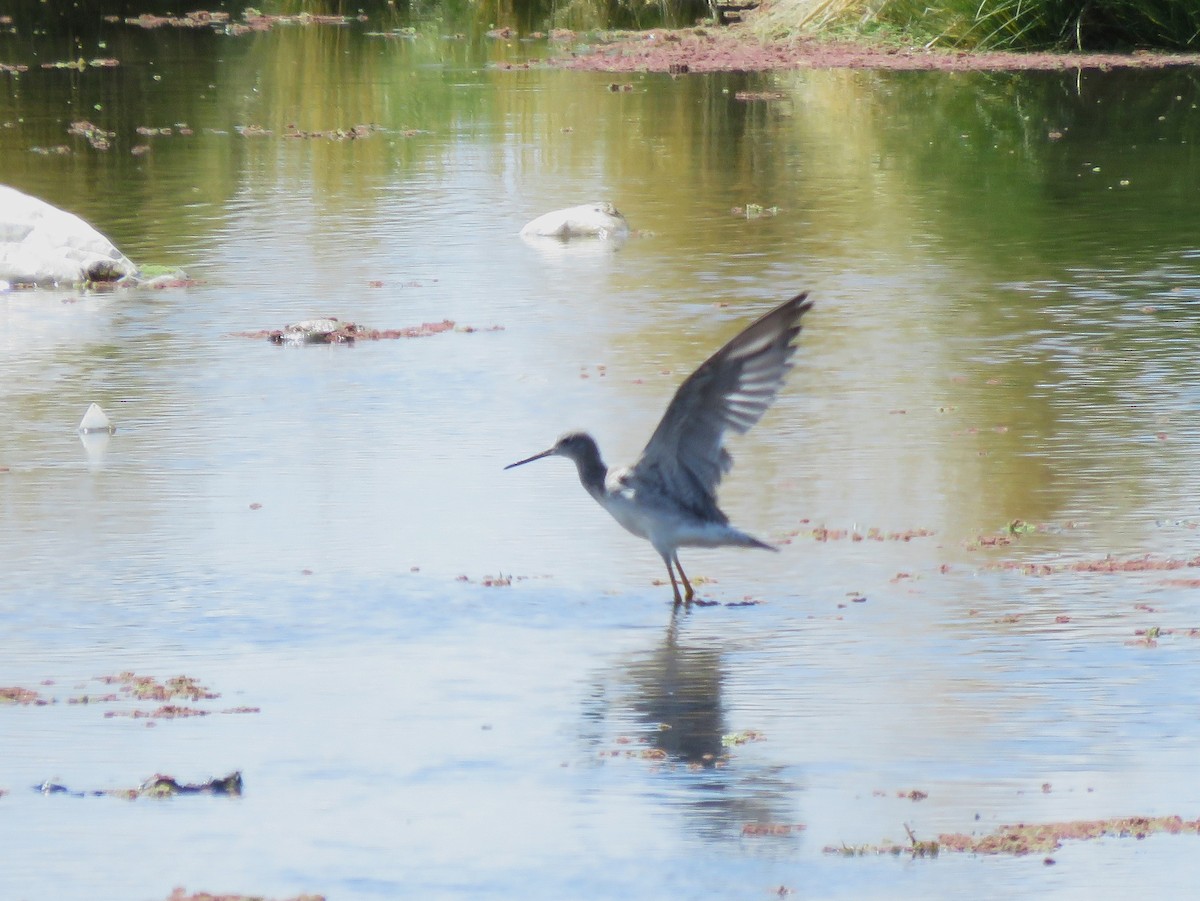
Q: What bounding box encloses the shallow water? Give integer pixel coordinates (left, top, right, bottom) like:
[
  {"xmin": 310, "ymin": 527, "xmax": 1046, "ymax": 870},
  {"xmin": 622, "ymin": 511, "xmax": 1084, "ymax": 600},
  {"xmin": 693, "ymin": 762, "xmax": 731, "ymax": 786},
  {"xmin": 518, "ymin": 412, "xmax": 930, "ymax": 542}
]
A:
[{"xmin": 3, "ymin": 16, "xmax": 1200, "ymax": 901}]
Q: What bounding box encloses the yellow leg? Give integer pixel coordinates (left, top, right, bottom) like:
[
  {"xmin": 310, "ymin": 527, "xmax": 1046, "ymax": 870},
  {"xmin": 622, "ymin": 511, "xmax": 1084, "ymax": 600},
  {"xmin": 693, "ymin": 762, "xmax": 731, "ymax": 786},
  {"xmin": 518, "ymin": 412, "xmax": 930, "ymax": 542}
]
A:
[{"xmin": 673, "ymin": 554, "xmax": 695, "ymax": 602}]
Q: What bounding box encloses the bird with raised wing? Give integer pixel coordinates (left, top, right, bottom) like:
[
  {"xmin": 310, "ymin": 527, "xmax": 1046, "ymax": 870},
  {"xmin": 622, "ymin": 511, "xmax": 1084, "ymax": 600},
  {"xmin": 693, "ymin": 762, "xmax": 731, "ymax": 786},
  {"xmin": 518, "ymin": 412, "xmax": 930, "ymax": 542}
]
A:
[{"xmin": 506, "ymin": 292, "xmax": 813, "ymax": 606}]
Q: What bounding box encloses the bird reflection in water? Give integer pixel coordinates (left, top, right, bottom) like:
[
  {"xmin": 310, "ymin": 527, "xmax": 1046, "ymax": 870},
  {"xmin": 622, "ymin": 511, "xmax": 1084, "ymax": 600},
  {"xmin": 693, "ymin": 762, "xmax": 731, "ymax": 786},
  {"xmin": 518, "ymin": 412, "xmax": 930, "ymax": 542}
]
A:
[{"xmin": 584, "ymin": 614, "xmax": 801, "ymax": 839}]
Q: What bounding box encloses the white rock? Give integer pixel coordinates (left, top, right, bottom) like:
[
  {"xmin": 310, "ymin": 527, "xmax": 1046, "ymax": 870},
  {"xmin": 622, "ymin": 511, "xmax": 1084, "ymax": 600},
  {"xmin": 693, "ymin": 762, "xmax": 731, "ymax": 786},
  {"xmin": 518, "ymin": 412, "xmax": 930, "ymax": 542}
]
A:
[
  {"xmin": 78, "ymin": 403, "xmax": 115, "ymax": 434},
  {"xmin": 278, "ymin": 318, "xmax": 342, "ymax": 345},
  {"xmin": 519, "ymin": 202, "xmax": 630, "ymax": 240},
  {"xmin": 284, "ymin": 318, "xmax": 340, "ymax": 336},
  {"xmin": 0, "ymin": 185, "xmax": 139, "ymax": 286}
]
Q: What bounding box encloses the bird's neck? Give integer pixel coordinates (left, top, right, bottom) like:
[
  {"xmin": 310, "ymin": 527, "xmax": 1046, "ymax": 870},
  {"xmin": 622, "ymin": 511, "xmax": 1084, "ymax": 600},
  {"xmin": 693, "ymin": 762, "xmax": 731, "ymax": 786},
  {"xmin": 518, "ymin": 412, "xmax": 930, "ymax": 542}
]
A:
[{"xmin": 571, "ymin": 449, "xmax": 609, "ymax": 498}]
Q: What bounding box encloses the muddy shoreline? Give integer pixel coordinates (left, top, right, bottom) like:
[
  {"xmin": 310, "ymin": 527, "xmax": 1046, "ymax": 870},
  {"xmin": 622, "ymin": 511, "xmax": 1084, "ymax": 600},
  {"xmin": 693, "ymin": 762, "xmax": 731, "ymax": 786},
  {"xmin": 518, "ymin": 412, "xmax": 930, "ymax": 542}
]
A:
[{"xmin": 551, "ymin": 27, "xmax": 1200, "ymax": 73}]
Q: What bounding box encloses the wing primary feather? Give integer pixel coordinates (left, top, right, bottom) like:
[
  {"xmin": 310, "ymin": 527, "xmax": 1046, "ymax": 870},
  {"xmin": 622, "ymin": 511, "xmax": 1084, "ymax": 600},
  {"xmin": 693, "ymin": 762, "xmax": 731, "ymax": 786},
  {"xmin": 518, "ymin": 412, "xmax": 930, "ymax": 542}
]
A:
[{"xmin": 629, "ymin": 292, "xmax": 813, "ymax": 512}]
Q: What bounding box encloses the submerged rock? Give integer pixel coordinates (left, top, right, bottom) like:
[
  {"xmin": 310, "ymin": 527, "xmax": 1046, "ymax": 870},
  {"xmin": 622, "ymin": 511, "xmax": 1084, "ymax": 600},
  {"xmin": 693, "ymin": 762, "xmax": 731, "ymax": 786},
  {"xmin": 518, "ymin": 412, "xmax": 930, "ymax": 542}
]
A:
[
  {"xmin": 519, "ymin": 201, "xmax": 630, "ymax": 240},
  {"xmin": 0, "ymin": 184, "xmax": 139, "ymax": 287}
]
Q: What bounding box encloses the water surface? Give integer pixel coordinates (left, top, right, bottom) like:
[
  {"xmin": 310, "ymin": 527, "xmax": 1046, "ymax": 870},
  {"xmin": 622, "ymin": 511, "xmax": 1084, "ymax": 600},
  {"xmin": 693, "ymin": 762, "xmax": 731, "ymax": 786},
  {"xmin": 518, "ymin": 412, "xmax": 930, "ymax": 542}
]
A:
[{"xmin": 3, "ymin": 18, "xmax": 1200, "ymax": 901}]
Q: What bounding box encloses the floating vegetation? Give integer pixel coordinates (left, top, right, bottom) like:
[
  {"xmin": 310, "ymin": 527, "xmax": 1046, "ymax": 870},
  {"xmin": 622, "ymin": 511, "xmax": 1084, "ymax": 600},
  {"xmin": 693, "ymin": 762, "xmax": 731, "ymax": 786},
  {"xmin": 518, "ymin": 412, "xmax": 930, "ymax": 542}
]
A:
[
  {"xmin": 578, "ymin": 363, "xmax": 608, "ymax": 379},
  {"xmin": 734, "ymin": 90, "xmax": 787, "ymax": 101},
  {"xmin": 828, "ymin": 815, "xmax": 1200, "ymax": 858},
  {"xmin": 742, "ymin": 822, "xmax": 806, "ymax": 835},
  {"xmin": 366, "ymin": 26, "xmax": 418, "ymax": 39},
  {"xmin": 986, "ymin": 554, "xmax": 1200, "ymax": 576},
  {"xmin": 115, "ymin": 11, "xmax": 230, "ymax": 29},
  {"xmin": 2, "ymin": 673, "xmax": 258, "ymax": 720},
  {"xmin": 138, "ymin": 772, "xmax": 243, "ymax": 797},
  {"xmin": 721, "ymin": 729, "xmax": 766, "ymax": 746},
  {"xmin": 136, "ymin": 124, "xmax": 194, "ymax": 136},
  {"xmin": 39, "ymin": 58, "xmax": 119, "ymax": 70},
  {"xmin": 786, "ymin": 525, "xmax": 935, "ymax": 543},
  {"xmin": 283, "ymin": 123, "xmax": 383, "ymax": 141},
  {"xmin": 828, "ymin": 840, "xmax": 936, "ymax": 857},
  {"xmin": 98, "ymin": 672, "xmax": 218, "ymax": 702},
  {"xmin": 731, "ymin": 203, "xmax": 780, "ymax": 218},
  {"xmin": 117, "ymin": 9, "xmax": 359, "ymax": 33},
  {"xmin": 67, "ymin": 120, "xmax": 114, "ymax": 151},
  {"xmin": 454, "ymin": 572, "xmax": 543, "ymax": 586},
  {"xmin": 165, "ymin": 890, "xmax": 325, "ymax": 901},
  {"xmin": 65, "ymin": 691, "xmax": 116, "ymax": 704},
  {"xmin": 601, "ymin": 728, "xmax": 772, "ymax": 769},
  {"xmin": 1124, "ymin": 625, "xmax": 1200, "ymax": 648},
  {"xmin": 1128, "ymin": 625, "xmax": 1162, "ymax": 648},
  {"xmin": 232, "ymin": 318, "xmax": 503, "ymax": 345},
  {"xmin": 967, "ymin": 533, "xmax": 1016, "ymax": 549},
  {"xmin": 600, "ymin": 745, "xmax": 671, "ymax": 761},
  {"xmin": 939, "ymin": 815, "xmax": 1200, "ymax": 855},
  {"xmin": 601, "ymin": 735, "xmax": 699, "ymax": 765},
  {"xmin": 0, "ymin": 686, "xmax": 50, "ymax": 705},
  {"xmin": 963, "ymin": 519, "xmax": 1080, "ymax": 548},
  {"xmin": 35, "ymin": 771, "xmax": 243, "ymax": 800},
  {"xmin": 827, "ymin": 824, "xmax": 939, "ymax": 857},
  {"xmin": 105, "ymin": 705, "xmax": 211, "ymax": 720}
]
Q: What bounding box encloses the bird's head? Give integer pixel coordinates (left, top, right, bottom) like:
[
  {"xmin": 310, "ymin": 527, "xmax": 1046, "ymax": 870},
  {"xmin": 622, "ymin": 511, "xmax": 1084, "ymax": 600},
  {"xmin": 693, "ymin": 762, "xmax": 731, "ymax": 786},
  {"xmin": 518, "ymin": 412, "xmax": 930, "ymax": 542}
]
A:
[{"xmin": 505, "ymin": 431, "xmax": 600, "ymax": 470}]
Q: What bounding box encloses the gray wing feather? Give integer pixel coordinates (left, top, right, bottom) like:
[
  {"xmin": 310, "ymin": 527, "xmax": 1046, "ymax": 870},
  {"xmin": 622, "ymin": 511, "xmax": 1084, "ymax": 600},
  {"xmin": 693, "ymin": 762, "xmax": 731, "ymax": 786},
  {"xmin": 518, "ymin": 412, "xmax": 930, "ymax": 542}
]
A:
[{"xmin": 630, "ymin": 292, "xmax": 813, "ymax": 518}]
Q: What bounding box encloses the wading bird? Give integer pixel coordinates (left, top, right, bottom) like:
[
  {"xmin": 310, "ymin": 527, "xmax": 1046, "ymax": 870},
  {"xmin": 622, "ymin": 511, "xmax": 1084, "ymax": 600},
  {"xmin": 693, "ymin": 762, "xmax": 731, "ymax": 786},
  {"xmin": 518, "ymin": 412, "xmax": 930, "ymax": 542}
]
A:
[{"xmin": 505, "ymin": 292, "xmax": 813, "ymax": 606}]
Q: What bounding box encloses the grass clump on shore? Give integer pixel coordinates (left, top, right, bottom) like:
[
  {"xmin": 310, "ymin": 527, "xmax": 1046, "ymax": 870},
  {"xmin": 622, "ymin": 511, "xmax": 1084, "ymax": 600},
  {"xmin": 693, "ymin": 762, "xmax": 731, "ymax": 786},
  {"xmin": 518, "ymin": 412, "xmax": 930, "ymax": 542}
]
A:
[{"xmin": 750, "ymin": 0, "xmax": 1200, "ymax": 51}]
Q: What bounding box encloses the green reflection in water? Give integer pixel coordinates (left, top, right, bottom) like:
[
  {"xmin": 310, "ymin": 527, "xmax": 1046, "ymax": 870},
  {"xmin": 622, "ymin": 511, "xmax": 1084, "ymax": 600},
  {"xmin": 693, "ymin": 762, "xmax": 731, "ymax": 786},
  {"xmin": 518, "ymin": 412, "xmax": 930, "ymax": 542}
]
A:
[{"xmin": 1, "ymin": 20, "xmax": 1199, "ymax": 545}]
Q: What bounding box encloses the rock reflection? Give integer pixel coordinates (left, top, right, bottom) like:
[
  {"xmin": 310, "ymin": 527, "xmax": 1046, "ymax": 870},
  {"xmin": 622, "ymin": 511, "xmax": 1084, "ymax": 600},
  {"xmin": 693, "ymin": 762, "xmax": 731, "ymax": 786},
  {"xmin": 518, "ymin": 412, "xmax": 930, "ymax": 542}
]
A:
[
  {"xmin": 518, "ymin": 232, "xmax": 628, "ymax": 261},
  {"xmin": 78, "ymin": 430, "xmax": 111, "ymax": 465}
]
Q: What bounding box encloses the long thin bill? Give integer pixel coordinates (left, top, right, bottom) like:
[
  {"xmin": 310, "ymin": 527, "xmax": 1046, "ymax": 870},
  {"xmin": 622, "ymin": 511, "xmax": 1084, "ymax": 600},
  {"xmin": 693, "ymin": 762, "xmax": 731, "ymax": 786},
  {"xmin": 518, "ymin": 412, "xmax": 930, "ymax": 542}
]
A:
[{"xmin": 504, "ymin": 447, "xmax": 555, "ymax": 470}]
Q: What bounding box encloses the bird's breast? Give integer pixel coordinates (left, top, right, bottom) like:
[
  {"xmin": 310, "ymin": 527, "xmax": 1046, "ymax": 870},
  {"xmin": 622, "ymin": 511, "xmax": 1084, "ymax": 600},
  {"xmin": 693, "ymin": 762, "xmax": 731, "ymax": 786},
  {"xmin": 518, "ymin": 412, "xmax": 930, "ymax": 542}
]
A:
[{"xmin": 596, "ymin": 476, "xmax": 652, "ymax": 540}]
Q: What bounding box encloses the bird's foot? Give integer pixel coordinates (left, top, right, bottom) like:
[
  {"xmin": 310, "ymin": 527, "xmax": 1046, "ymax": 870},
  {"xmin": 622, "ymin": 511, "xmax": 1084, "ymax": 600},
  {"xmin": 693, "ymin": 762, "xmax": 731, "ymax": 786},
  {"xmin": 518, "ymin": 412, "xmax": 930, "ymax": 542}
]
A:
[{"xmin": 673, "ymin": 589, "xmax": 718, "ymax": 608}]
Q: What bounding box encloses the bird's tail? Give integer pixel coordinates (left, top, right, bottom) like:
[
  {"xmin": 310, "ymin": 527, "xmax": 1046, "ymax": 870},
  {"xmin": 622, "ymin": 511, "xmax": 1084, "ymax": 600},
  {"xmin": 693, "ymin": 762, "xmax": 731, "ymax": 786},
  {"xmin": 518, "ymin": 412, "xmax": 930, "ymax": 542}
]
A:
[{"xmin": 733, "ymin": 530, "xmax": 778, "ymax": 552}]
